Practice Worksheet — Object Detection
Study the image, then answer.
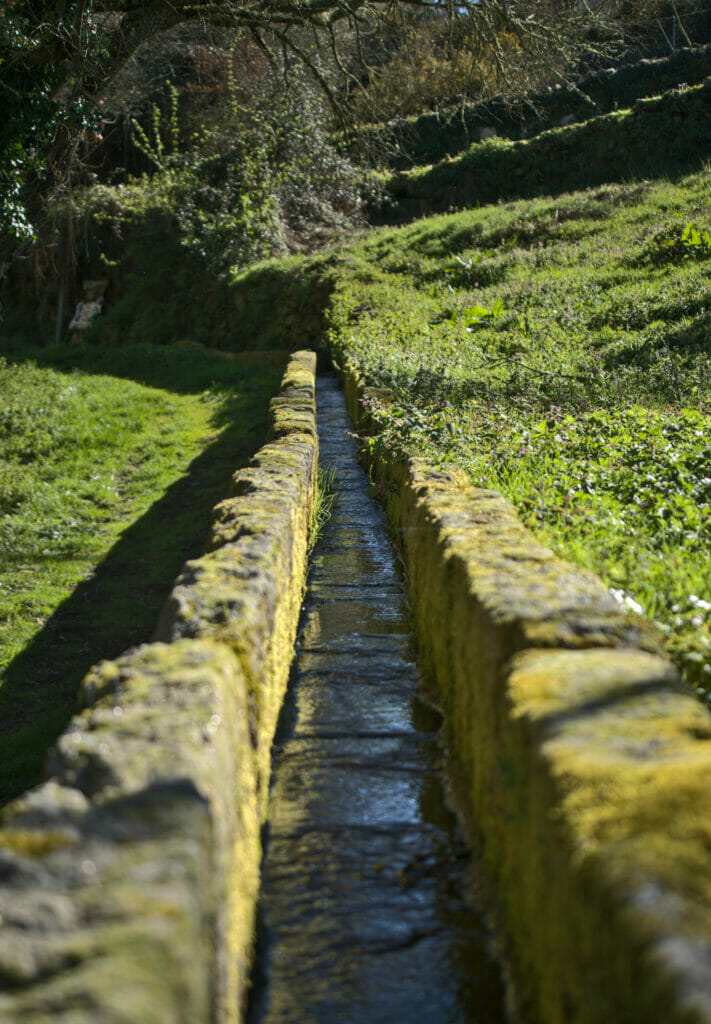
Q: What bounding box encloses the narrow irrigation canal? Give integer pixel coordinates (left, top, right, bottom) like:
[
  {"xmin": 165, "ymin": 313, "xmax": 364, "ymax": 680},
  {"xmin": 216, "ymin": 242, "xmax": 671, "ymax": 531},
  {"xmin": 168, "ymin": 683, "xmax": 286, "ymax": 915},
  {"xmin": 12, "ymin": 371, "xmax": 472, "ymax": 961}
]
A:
[{"xmin": 247, "ymin": 376, "xmax": 511, "ymax": 1024}]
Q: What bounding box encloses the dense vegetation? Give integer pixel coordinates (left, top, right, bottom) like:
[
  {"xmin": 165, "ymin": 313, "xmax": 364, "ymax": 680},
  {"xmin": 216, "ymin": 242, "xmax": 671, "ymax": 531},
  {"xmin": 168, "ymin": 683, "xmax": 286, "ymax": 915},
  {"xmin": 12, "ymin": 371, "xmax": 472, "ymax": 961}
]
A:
[
  {"xmin": 349, "ymin": 43, "xmax": 711, "ymax": 169},
  {"xmin": 0, "ymin": 0, "xmax": 624, "ymax": 269},
  {"xmin": 382, "ymin": 75, "xmax": 711, "ymax": 218},
  {"xmin": 2, "ymin": 0, "xmax": 711, "ymax": 803},
  {"xmin": 324, "ymin": 171, "xmax": 711, "ymax": 697},
  {"xmin": 0, "ymin": 343, "xmax": 282, "ymax": 806}
]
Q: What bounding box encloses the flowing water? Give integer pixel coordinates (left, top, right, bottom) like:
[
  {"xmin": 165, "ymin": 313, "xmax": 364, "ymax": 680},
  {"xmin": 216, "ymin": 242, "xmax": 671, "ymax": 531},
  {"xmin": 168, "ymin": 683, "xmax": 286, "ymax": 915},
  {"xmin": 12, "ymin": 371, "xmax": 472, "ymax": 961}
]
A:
[{"xmin": 247, "ymin": 375, "xmax": 511, "ymax": 1024}]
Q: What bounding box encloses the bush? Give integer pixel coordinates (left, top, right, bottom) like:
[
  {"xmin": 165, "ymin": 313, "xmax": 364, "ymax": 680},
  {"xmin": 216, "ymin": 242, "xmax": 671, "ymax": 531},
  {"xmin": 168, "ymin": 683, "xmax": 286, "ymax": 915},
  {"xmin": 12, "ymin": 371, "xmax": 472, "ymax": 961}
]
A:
[{"xmin": 70, "ymin": 74, "xmax": 368, "ymax": 281}]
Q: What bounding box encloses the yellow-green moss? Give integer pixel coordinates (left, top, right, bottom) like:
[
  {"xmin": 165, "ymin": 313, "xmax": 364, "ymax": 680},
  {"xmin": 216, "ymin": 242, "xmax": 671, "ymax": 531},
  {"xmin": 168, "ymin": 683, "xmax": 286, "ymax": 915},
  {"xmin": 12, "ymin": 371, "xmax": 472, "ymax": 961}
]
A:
[
  {"xmin": 278, "ymin": 350, "xmax": 317, "ymax": 393},
  {"xmin": 0, "ymin": 829, "xmax": 77, "ymax": 856}
]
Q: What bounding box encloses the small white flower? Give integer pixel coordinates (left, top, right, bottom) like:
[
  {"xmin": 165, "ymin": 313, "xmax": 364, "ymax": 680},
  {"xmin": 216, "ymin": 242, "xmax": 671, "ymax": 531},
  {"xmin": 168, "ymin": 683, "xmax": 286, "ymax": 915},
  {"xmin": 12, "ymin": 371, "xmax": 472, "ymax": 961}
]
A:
[
  {"xmin": 610, "ymin": 588, "xmax": 644, "ymax": 616},
  {"xmin": 689, "ymin": 595, "xmax": 711, "ymax": 612}
]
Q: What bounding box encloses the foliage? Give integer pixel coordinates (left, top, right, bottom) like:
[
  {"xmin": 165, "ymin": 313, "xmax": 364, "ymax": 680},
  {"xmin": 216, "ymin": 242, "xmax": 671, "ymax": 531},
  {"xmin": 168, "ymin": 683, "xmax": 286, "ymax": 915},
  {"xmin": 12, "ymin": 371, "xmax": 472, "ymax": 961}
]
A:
[
  {"xmin": 0, "ymin": 2, "xmax": 104, "ymax": 245},
  {"xmin": 349, "ymin": 12, "xmax": 490, "ymax": 123},
  {"xmin": 68, "ymin": 76, "xmax": 367, "ymax": 285},
  {"xmin": 0, "ymin": 342, "xmax": 282, "ymax": 806},
  {"xmin": 347, "ymin": 44, "xmax": 711, "ymax": 167},
  {"xmin": 323, "ymin": 169, "xmax": 711, "ymax": 696},
  {"xmin": 0, "ymin": 0, "xmax": 623, "ymax": 263},
  {"xmin": 308, "ymin": 467, "xmax": 338, "ymax": 552},
  {"xmin": 69, "ymin": 113, "xmax": 278, "ymax": 279},
  {"xmin": 488, "ymin": 407, "xmax": 711, "ymax": 691},
  {"xmin": 647, "ymin": 220, "xmax": 711, "ymax": 263},
  {"xmin": 129, "ymin": 82, "xmax": 181, "ymax": 170},
  {"xmin": 17, "ymin": 74, "xmax": 369, "ymax": 350}
]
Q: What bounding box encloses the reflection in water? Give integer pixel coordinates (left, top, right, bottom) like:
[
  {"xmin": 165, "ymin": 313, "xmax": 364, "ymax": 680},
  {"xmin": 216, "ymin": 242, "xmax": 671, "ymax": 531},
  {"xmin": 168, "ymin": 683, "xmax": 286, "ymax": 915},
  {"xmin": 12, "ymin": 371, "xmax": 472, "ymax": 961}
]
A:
[{"xmin": 247, "ymin": 376, "xmax": 512, "ymax": 1024}]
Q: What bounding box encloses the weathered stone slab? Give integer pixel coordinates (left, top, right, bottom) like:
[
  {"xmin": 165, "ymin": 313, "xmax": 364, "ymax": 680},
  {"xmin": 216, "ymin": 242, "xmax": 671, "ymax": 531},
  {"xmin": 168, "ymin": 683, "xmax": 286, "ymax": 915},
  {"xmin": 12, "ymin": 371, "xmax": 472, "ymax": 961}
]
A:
[
  {"xmin": 0, "ymin": 640, "xmax": 257, "ymax": 1024},
  {"xmin": 267, "ymin": 349, "xmax": 318, "ymax": 441},
  {"xmin": 155, "ymin": 366, "xmax": 317, "ymax": 810}
]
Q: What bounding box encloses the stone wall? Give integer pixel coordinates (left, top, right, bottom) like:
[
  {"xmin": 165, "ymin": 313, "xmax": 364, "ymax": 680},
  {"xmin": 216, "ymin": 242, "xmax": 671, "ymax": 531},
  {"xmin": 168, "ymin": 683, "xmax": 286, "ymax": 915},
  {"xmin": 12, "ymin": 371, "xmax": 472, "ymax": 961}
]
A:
[
  {"xmin": 0, "ymin": 350, "xmax": 318, "ymax": 1024},
  {"xmin": 339, "ymin": 358, "xmax": 711, "ymax": 1024}
]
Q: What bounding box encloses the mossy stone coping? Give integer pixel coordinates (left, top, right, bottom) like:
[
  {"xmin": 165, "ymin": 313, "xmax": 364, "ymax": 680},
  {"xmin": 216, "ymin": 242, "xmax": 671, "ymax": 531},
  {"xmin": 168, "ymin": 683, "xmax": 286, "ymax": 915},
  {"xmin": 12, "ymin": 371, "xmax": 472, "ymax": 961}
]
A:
[
  {"xmin": 0, "ymin": 350, "xmax": 318, "ymax": 1023},
  {"xmin": 339, "ymin": 356, "xmax": 711, "ymax": 1024}
]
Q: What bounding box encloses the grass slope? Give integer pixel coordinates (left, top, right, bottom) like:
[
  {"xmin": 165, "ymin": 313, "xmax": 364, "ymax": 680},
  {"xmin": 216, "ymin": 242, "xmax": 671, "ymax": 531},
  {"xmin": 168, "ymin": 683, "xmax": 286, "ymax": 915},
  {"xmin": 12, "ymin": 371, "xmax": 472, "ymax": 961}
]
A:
[
  {"xmin": 325, "ymin": 170, "xmax": 711, "ymax": 696},
  {"xmin": 383, "ymin": 78, "xmax": 711, "ymax": 220},
  {"xmin": 0, "ymin": 343, "xmax": 282, "ymax": 806},
  {"xmin": 349, "ymin": 45, "xmax": 711, "ymax": 170}
]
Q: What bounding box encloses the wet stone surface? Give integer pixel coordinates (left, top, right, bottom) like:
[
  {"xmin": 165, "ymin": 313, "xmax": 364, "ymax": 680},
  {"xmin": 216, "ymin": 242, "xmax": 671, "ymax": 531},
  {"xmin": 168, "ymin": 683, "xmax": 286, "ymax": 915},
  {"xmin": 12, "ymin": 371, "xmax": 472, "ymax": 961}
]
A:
[{"xmin": 247, "ymin": 376, "xmax": 510, "ymax": 1024}]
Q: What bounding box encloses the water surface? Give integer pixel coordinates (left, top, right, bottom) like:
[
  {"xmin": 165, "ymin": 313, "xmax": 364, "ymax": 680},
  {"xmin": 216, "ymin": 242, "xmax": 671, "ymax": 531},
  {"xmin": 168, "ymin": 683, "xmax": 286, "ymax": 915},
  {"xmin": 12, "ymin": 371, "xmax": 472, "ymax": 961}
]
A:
[{"xmin": 247, "ymin": 376, "xmax": 511, "ymax": 1024}]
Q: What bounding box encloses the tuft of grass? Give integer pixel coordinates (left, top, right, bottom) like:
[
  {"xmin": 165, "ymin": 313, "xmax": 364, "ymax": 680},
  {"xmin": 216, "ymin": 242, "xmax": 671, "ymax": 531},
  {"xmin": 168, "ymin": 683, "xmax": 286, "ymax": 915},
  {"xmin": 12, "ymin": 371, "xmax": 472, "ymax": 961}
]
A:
[
  {"xmin": 308, "ymin": 467, "xmax": 338, "ymax": 552},
  {"xmin": 0, "ymin": 343, "xmax": 283, "ymax": 806}
]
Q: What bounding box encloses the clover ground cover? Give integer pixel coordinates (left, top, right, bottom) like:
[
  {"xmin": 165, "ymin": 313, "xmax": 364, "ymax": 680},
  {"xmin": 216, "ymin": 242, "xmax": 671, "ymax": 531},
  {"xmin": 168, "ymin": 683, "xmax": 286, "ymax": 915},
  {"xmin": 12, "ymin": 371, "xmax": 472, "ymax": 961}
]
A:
[{"xmin": 326, "ymin": 171, "xmax": 711, "ymax": 696}]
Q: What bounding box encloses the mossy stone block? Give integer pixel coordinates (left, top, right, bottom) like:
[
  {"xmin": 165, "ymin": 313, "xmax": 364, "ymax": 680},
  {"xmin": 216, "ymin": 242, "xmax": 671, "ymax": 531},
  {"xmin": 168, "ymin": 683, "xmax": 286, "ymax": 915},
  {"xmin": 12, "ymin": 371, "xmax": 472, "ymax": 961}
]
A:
[
  {"xmin": 0, "ymin": 348, "xmax": 319, "ymax": 1023},
  {"xmin": 0, "ymin": 640, "xmax": 259, "ymax": 1024}
]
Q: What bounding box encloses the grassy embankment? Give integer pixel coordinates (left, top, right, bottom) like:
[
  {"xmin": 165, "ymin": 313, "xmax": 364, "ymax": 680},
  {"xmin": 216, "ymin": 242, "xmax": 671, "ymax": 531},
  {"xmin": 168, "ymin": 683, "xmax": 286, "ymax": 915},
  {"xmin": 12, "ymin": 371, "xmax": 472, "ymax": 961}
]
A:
[
  {"xmin": 380, "ymin": 74, "xmax": 711, "ymax": 221},
  {"xmin": 0, "ymin": 343, "xmax": 282, "ymax": 806},
  {"xmin": 323, "ymin": 169, "xmax": 711, "ymax": 697},
  {"xmin": 347, "ymin": 45, "xmax": 711, "ymax": 170}
]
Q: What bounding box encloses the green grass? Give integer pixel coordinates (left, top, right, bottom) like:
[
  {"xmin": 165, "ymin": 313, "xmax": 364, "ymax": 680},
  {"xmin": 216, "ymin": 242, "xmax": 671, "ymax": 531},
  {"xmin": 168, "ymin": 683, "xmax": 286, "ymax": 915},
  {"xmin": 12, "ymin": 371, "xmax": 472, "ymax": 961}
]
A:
[
  {"xmin": 325, "ymin": 170, "xmax": 711, "ymax": 698},
  {"xmin": 346, "ymin": 45, "xmax": 711, "ymax": 171},
  {"xmin": 308, "ymin": 467, "xmax": 338, "ymax": 552},
  {"xmin": 382, "ymin": 78, "xmax": 711, "ymax": 220},
  {"xmin": 0, "ymin": 342, "xmax": 283, "ymax": 806}
]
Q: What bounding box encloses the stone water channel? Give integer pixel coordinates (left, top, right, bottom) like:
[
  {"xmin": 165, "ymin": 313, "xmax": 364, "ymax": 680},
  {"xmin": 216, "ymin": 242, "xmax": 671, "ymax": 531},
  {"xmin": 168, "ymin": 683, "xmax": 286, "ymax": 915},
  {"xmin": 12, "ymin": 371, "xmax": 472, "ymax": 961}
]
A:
[{"xmin": 247, "ymin": 376, "xmax": 512, "ymax": 1024}]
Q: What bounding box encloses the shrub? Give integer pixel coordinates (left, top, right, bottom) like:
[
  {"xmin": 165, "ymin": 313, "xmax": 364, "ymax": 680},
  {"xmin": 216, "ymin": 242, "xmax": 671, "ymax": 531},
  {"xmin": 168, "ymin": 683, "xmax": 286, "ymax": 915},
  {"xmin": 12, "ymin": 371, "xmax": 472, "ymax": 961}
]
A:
[{"xmin": 70, "ymin": 74, "xmax": 368, "ymax": 282}]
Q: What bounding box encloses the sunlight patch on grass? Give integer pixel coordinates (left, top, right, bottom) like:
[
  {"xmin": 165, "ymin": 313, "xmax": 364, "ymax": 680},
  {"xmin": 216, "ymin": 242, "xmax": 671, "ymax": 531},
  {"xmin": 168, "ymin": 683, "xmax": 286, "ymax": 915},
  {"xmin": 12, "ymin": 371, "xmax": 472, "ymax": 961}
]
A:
[{"xmin": 0, "ymin": 343, "xmax": 282, "ymax": 805}]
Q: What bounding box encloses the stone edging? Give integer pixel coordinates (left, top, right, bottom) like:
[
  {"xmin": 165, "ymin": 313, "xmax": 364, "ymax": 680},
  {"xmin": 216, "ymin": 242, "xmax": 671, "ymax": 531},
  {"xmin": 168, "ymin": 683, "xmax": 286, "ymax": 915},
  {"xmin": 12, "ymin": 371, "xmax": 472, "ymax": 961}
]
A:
[
  {"xmin": 338, "ymin": 357, "xmax": 711, "ymax": 1024},
  {"xmin": 0, "ymin": 350, "xmax": 318, "ymax": 1024}
]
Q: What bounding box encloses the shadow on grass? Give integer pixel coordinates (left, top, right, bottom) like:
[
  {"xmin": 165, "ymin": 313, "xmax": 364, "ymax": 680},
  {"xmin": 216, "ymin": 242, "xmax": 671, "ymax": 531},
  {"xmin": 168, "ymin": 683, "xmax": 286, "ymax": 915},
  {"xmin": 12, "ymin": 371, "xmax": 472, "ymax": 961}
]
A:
[
  {"xmin": 0, "ymin": 354, "xmax": 284, "ymax": 809},
  {"xmin": 601, "ymin": 310, "xmax": 711, "ymax": 378},
  {"xmin": 384, "ymin": 79, "xmax": 711, "ymax": 224}
]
